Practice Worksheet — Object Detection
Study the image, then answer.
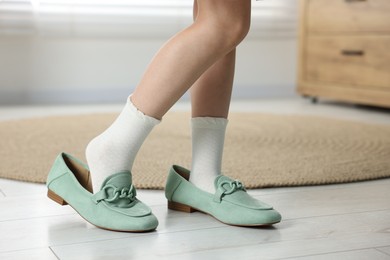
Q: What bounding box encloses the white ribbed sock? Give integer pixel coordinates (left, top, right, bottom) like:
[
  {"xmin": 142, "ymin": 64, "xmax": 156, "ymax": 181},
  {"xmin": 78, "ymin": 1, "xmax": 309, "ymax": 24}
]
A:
[
  {"xmin": 86, "ymin": 96, "xmax": 160, "ymax": 192},
  {"xmin": 189, "ymin": 117, "xmax": 228, "ymax": 193}
]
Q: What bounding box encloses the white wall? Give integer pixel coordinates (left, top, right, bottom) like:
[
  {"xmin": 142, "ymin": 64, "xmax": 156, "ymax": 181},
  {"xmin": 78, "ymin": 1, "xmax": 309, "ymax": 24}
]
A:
[{"xmin": 0, "ymin": 0, "xmax": 298, "ymax": 104}]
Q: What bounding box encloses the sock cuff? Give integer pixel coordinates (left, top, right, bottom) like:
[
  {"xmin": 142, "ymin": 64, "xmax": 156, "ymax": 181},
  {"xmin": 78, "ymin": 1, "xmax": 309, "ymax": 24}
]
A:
[
  {"xmin": 191, "ymin": 117, "xmax": 228, "ymax": 130},
  {"xmin": 127, "ymin": 96, "xmax": 161, "ymax": 126}
]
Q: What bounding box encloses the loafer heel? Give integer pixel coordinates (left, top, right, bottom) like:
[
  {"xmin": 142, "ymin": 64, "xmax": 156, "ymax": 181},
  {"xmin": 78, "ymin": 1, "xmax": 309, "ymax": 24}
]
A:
[
  {"xmin": 47, "ymin": 189, "xmax": 68, "ymax": 206},
  {"xmin": 168, "ymin": 200, "xmax": 197, "ymax": 213}
]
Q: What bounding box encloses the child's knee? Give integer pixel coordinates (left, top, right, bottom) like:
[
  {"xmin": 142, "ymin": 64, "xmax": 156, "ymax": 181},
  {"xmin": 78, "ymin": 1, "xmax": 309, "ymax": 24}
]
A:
[
  {"xmin": 213, "ymin": 18, "xmax": 250, "ymax": 51},
  {"xmin": 196, "ymin": 7, "xmax": 251, "ymax": 51},
  {"xmin": 227, "ymin": 18, "xmax": 251, "ymax": 47}
]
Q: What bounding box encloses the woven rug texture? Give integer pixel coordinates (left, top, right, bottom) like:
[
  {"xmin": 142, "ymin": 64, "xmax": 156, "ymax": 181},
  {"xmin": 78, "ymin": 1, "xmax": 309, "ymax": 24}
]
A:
[{"xmin": 0, "ymin": 112, "xmax": 389, "ymax": 189}]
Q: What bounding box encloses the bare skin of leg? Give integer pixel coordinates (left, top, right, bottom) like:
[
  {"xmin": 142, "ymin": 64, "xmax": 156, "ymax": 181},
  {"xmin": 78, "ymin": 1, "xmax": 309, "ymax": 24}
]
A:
[
  {"xmin": 191, "ymin": 0, "xmax": 236, "ymax": 119},
  {"xmin": 191, "ymin": 50, "xmax": 236, "ymax": 118},
  {"xmin": 131, "ymin": 0, "xmax": 251, "ymax": 120}
]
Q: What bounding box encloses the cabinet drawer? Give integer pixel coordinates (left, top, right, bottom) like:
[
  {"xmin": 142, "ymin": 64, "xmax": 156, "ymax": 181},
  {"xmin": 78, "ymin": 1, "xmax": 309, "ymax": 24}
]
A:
[
  {"xmin": 307, "ymin": 0, "xmax": 390, "ymax": 33},
  {"xmin": 306, "ymin": 36, "xmax": 390, "ymax": 89}
]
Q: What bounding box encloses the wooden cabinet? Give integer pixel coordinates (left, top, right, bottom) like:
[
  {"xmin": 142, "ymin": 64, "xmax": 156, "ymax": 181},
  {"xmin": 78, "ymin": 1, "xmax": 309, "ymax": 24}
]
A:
[{"xmin": 297, "ymin": 0, "xmax": 390, "ymax": 108}]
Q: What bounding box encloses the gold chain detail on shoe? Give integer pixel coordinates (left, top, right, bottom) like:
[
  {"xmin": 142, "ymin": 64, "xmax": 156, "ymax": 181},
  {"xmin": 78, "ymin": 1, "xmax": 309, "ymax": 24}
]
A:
[
  {"xmin": 213, "ymin": 179, "xmax": 246, "ymax": 203},
  {"xmin": 92, "ymin": 184, "xmax": 137, "ymax": 206}
]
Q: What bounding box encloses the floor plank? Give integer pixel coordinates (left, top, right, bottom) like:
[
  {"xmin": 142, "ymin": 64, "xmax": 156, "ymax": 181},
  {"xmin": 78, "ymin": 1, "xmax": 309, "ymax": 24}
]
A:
[
  {"xmin": 252, "ymin": 180, "xmax": 390, "ymax": 220},
  {"xmin": 0, "ymin": 214, "xmax": 131, "ymax": 252},
  {"xmin": 0, "ymin": 204, "xmax": 226, "ymax": 252},
  {"xmin": 0, "ymin": 194, "xmax": 75, "ymax": 222},
  {"xmin": 0, "ymin": 179, "xmax": 47, "ymax": 197},
  {"xmin": 50, "ymin": 210, "xmax": 390, "ymax": 259},
  {"xmin": 284, "ymin": 249, "xmax": 390, "ymax": 260},
  {"xmin": 0, "ymin": 247, "xmax": 58, "ymax": 260},
  {"xmin": 377, "ymin": 246, "xmax": 390, "ymax": 256}
]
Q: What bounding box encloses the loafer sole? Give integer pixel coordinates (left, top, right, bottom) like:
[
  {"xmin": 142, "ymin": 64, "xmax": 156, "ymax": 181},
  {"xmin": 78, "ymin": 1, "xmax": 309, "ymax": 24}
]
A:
[{"xmin": 168, "ymin": 200, "xmax": 281, "ymax": 227}]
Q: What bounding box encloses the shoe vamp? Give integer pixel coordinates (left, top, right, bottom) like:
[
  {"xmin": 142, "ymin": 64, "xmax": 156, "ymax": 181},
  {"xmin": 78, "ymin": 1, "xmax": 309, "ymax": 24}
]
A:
[
  {"xmin": 102, "ymin": 199, "xmax": 152, "ymax": 217},
  {"xmin": 223, "ymin": 191, "xmax": 273, "ymax": 210}
]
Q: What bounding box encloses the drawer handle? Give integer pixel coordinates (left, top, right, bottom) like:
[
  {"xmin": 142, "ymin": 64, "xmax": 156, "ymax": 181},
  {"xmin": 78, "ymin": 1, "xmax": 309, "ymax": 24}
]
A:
[
  {"xmin": 341, "ymin": 50, "xmax": 365, "ymax": 56},
  {"xmin": 345, "ymin": 0, "xmax": 367, "ymax": 2}
]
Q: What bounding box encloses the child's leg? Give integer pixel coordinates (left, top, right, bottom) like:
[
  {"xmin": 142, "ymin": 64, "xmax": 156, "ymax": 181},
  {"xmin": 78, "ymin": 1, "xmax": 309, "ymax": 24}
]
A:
[
  {"xmin": 189, "ymin": 1, "xmax": 238, "ymax": 192},
  {"xmin": 87, "ymin": 0, "xmax": 251, "ymax": 192},
  {"xmin": 189, "ymin": 50, "xmax": 235, "ymax": 193},
  {"xmin": 190, "ymin": 50, "xmax": 235, "ymax": 118}
]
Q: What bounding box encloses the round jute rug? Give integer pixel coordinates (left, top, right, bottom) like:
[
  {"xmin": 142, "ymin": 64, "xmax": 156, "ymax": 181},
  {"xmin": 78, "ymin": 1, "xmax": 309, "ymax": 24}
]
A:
[{"xmin": 0, "ymin": 112, "xmax": 389, "ymax": 189}]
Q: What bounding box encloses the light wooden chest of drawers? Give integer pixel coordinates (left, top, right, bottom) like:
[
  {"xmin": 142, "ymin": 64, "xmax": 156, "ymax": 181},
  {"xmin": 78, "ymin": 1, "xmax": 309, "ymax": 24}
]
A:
[{"xmin": 297, "ymin": 0, "xmax": 390, "ymax": 108}]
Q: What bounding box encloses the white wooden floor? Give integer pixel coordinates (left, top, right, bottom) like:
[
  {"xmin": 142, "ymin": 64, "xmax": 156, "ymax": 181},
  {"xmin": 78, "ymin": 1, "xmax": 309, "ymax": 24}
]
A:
[{"xmin": 1, "ymin": 98, "xmax": 390, "ymax": 260}]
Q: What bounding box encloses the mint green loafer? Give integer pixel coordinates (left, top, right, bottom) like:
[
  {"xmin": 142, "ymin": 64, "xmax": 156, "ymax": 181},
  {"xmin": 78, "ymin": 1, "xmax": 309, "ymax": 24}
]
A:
[
  {"xmin": 46, "ymin": 152, "xmax": 158, "ymax": 232},
  {"xmin": 165, "ymin": 165, "xmax": 281, "ymax": 226}
]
